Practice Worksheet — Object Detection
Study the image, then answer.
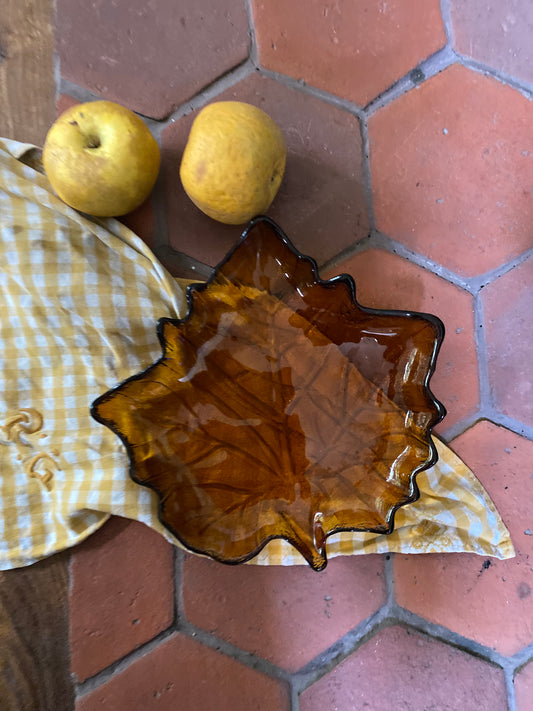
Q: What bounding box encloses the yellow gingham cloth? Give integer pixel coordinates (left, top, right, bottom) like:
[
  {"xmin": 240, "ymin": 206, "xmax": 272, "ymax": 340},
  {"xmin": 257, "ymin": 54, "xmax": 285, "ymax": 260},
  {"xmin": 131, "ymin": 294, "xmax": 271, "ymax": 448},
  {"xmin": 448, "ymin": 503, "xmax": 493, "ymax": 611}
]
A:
[{"xmin": 0, "ymin": 138, "xmax": 514, "ymax": 569}]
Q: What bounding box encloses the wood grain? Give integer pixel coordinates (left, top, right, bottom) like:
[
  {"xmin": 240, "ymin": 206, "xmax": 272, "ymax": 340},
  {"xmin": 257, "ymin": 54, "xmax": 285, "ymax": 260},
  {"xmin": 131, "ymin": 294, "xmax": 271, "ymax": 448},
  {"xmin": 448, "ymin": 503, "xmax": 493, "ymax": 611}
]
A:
[
  {"xmin": 0, "ymin": 0, "xmax": 56, "ymax": 145},
  {"xmin": 0, "ymin": 552, "xmax": 74, "ymax": 711},
  {"xmin": 1, "ymin": 5, "xmax": 73, "ymax": 710}
]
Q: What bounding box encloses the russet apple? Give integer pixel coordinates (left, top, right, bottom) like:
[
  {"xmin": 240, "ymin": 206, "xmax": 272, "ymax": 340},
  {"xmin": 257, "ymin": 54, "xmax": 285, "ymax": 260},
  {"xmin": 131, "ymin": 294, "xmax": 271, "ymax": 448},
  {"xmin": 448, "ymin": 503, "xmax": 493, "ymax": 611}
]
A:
[{"xmin": 43, "ymin": 100, "xmax": 160, "ymax": 217}]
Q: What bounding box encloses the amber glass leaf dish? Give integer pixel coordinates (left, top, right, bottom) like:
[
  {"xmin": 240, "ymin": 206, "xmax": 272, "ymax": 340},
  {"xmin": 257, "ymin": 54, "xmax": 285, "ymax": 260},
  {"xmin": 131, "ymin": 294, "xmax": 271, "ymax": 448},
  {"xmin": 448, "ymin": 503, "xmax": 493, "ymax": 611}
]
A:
[{"xmin": 91, "ymin": 216, "xmax": 445, "ymax": 571}]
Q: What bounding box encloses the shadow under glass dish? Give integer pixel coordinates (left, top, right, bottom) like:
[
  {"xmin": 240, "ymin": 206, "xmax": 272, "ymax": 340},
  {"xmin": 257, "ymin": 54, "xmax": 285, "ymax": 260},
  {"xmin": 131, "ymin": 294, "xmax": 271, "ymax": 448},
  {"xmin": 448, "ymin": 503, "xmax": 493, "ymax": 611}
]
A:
[{"xmin": 91, "ymin": 216, "xmax": 446, "ymax": 571}]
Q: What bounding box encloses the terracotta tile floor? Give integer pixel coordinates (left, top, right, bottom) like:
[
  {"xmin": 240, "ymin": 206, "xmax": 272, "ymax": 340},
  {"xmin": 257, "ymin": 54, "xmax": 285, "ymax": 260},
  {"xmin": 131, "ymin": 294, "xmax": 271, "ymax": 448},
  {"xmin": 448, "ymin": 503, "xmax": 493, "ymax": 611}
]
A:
[{"xmin": 52, "ymin": 1, "xmax": 532, "ymax": 709}]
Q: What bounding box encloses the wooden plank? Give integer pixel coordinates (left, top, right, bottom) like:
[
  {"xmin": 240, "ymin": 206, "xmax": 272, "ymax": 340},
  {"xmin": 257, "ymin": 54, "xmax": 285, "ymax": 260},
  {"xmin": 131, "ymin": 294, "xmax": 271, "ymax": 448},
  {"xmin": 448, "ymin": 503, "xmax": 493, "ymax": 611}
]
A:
[
  {"xmin": 0, "ymin": 0, "xmax": 56, "ymax": 146},
  {"xmin": 0, "ymin": 5, "xmax": 73, "ymax": 710},
  {"xmin": 0, "ymin": 552, "xmax": 74, "ymax": 711}
]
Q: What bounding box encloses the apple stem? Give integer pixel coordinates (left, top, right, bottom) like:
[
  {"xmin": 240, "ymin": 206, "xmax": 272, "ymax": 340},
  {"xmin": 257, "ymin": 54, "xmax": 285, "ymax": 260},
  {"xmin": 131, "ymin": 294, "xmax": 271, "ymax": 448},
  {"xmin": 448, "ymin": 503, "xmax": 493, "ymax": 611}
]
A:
[{"xmin": 85, "ymin": 136, "xmax": 101, "ymax": 149}]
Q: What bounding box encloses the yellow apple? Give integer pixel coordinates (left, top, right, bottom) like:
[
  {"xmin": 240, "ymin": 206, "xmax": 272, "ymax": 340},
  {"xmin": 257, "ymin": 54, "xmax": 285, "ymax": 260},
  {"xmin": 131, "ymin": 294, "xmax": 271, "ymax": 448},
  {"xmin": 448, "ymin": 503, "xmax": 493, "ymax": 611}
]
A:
[{"xmin": 43, "ymin": 100, "xmax": 160, "ymax": 217}]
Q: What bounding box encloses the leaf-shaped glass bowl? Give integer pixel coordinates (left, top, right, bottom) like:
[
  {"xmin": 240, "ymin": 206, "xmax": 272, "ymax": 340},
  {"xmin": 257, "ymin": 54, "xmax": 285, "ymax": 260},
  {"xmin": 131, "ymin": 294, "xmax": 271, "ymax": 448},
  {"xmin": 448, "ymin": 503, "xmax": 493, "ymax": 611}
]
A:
[{"xmin": 91, "ymin": 216, "xmax": 445, "ymax": 571}]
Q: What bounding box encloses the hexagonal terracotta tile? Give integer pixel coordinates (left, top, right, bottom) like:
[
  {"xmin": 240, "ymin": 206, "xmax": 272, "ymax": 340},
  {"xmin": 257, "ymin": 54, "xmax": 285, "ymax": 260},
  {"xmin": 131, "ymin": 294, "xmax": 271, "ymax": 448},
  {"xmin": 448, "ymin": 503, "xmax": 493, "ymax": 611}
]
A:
[
  {"xmin": 395, "ymin": 421, "xmax": 533, "ymax": 656},
  {"xmin": 182, "ymin": 553, "xmax": 385, "ymax": 672},
  {"xmin": 369, "ymin": 63, "xmax": 533, "ymax": 277},
  {"xmin": 324, "ymin": 249, "xmax": 478, "ymax": 432},
  {"xmin": 482, "ymin": 256, "xmax": 533, "ymax": 429},
  {"xmin": 451, "ymin": 0, "xmax": 533, "ymax": 85},
  {"xmin": 299, "ymin": 625, "xmax": 507, "ymax": 710},
  {"xmin": 76, "ymin": 633, "xmax": 290, "ymax": 710},
  {"xmin": 251, "ymin": 0, "xmax": 447, "ymax": 106},
  {"xmin": 515, "ymin": 660, "xmax": 533, "ymax": 711},
  {"xmin": 70, "ymin": 517, "xmax": 174, "ymax": 683},
  {"xmin": 162, "ymin": 72, "xmax": 369, "ymax": 267},
  {"xmin": 55, "ymin": 0, "xmax": 250, "ymax": 119}
]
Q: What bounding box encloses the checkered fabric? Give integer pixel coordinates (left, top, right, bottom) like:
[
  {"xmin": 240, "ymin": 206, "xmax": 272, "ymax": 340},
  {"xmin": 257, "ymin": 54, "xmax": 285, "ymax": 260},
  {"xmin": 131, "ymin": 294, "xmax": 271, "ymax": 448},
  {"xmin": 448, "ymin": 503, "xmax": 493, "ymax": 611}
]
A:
[{"xmin": 0, "ymin": 138, "xmax": 514, "ymax": 570}]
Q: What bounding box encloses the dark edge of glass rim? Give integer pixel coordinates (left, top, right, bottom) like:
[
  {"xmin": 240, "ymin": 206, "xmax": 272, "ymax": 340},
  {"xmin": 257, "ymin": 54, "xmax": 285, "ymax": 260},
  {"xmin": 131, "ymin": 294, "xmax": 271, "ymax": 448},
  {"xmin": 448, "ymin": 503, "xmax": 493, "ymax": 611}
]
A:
[{"xmin": 90, "ymin": 215, "xmax": 446, "ymax": 571}]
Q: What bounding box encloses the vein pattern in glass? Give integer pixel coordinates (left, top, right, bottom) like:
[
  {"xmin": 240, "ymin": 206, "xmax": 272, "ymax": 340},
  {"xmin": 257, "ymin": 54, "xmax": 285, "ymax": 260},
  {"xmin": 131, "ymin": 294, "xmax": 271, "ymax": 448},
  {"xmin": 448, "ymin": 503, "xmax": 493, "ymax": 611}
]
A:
[{"xmin": 91, "ymin": 216, "xmax": 446, "ymax": 570}]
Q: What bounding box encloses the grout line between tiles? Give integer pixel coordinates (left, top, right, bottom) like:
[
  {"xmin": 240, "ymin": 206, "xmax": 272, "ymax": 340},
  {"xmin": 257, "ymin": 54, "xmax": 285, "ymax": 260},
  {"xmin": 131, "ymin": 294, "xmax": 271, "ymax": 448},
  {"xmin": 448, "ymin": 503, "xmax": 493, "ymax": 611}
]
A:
[
  {"xmin": 484, "ymin": 411, "xmax": 533, "ymax": 442},
  {"xmin": 322, "ymin": 229, "xmax": 473, "ymax": 292},
  {"xmin": 368, "ymin": 232, "xmax": 473, "ymax": 290},
  {"xmin": 392, "ymin": 605, "xmax": 510, "ymax": 668},
  {"xmin": 512, "ymin": 642, "xmax": 533, "ymax": 672},
  {"xmin": 173, "ymin": 547, "xmax": 185, "ymax": 626},
  {"xmin": 74, "ymin": 626, "xmax": 177, "ymax": 700},
  {"xmin": 292, "ymin": 604, "xmax": 394, "ymax": 694},
  {"xmin": 151, "ymin": 56, "xmax": 254, "ymax": 125},
  {"xmin": 243, "ymin": 0, "xmax": 259, "ymax": 67},
  {"xmin": 294, "ymin": 595, "xmax": 524, "ymax": 697},
  {"xmin": 456, "ymin": 55, "xmax": 533, "ymax": 99},
  {"xmin": 58, "ymin": 76, "xmax": 110, "ymax": 109},
  {"xmin": 164, "ymin": 59, "xmax": 255, "ymax": 125},
  {"xmin": 439, "ymin": 409, "xmax": 482, "ymax": 443},
  {"xmin": 363, "ymin": 45, "xmax": 456, "ymax": 118},
  {"xmin": 473, "ymin": 292, "xmax": 493, "ymax": 414},
  {"xmin": 444, "ymin": 412, "xmax": 533, "ymax": 446},
  {"xmin": 289, "ymin": 684, "xmax": 300, "ymax": 711},
  {"xmin": 257, "ymin": 67, "xmax": 365, "ymax": 119},
  {"xmin": 59, "ymin": 60, "xmax": 256, "ymax": 129},
  {"xmin": 317, "ymin": 229, "xmax": 531, "ymax": 302},
  {"xmin": 156, "ymin": 58, "xmax": 253, "ymax": 124},
  {"xmin": 274, "ymin": 668, "xmax": 300, "ymax": 711},
  {"xmin": 319, "ymin": 233, "xmax": 374, "ymax": 275},
  {"xmin": 173, "ymin": 557, "xmax": 291, "ymax": 688},
  {"xmin": 358, "ymin": 117, "xmax": 376, "ymax": 232},
  {"xmin": 178, "ymin": 618, "xmax": 293, "ymax": 686},
  {"xmin": 52, "ymin": 55, "xmax": 62, "ymax": 111},
  {"xmin": 474, "ymin": 248, "xmax": 533, "ymax": 289},
  {"xmin": 323, "ymin": 233, "xmax": 532, "ymax": 302},
  {"xmin": 383, "ymin": 553, "xmax": 395, "ymax": 605},
  {"xmin": 439, "ymin": 0, "xmax": 455, "ymax": 45},
  {"xmin": 57, "ymin": 75, "xmax": 164, "ymax": 135},
  {"xmin": 504, "ymin": 666, "xmax": 517, "ymax": 711},
  {"xmin": 74, "ymin": 549, "xmax": 182, "ymax": 701}
]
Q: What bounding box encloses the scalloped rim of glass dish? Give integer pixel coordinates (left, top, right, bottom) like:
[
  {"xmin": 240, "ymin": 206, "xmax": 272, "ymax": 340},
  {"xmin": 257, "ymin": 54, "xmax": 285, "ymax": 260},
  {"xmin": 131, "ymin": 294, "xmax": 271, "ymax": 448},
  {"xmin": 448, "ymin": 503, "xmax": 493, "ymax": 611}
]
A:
[{"xmin": 91, "ymin": 215, "xmax": 446, "ymax": 570}]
